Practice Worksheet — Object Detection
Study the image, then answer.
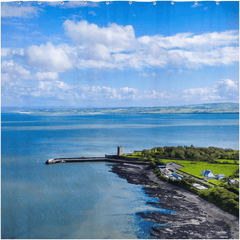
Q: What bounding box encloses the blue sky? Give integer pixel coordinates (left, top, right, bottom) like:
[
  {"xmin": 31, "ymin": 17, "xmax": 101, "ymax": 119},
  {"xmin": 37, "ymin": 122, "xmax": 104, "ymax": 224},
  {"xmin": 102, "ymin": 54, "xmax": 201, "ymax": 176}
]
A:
[{"xmin": 1, "ymin": 1, "xmax": 239, "ymax": 108}]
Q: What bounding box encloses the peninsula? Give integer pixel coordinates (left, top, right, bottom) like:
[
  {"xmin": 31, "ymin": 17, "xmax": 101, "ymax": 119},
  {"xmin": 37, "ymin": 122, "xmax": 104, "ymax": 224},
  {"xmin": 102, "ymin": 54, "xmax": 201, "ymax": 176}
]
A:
[{"xmin": 46, "ymin": 145, "xmax": 239, "ymax": 238}]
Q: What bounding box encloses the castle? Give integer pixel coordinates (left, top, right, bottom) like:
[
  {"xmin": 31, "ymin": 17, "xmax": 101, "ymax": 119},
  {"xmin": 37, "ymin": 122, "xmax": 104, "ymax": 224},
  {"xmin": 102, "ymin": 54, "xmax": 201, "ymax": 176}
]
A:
[{"xmin": 117, "ymin": 146, "xmax": 124, "ymax": 156}]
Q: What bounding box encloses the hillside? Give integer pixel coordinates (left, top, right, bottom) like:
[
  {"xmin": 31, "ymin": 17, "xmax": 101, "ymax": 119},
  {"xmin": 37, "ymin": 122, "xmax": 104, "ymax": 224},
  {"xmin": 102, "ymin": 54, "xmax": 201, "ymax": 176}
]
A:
[{"xmin": 2, "ymin": 102, "xmax": 239, "ymax": 115}]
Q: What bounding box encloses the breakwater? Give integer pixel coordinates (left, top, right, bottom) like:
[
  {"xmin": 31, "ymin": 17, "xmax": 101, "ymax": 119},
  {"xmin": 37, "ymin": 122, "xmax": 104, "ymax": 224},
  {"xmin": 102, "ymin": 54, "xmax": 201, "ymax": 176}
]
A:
[{"xmin": 46, "ymin": 156, "xmax": 149, "ymax": 165}]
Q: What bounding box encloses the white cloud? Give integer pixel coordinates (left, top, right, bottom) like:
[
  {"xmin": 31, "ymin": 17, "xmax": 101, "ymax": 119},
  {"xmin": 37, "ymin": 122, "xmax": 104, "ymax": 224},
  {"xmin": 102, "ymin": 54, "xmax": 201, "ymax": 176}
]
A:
[
  {"xmin": 216, "ymin": 79, "xmax": 239, "ymax": 99},
  {"xmin": 2, "ymin": 74, "xmax": 238, "ymax": 105},
  {"xmin": 63, "ymin": 20, "xmax": 137, "ymax": 53},
  {"xmin": 138, "ymin": 30, "xmax": 239, "ymax": 50},
  {"xmin": 1, "ymin": 60, "xmax": 31, "ymax": 81},
  {"xmin": 182, "ymin": 87, "xmax": 218, "ymax": 101},
  {"xmin": 1, "ymin": 4, "xmax": 41, "ymax": 18},
  {"xmin": 1, "ymin": 60, "xmax": 59, "ymax": 83},
  {"xmin": 13, "ymin": 21, "xmax": 237, "ymax": 72},
  {"xmin": 182, "ymin": 79, "xmax": 239, "ymax": 101},
  {"xmin": 26, "ymin": 42, "xmax": 73, "ymax": 72},
  {"xmin": 34, "ymin": 72, "xmax": 59, "ymax": 81},
  {"xmin": 1, "ymin": 48, "xmax": 24, "ymax": 57},
  {"xmin": 62, "ymin": 20, "xmax": 238, "ymax": 70}
]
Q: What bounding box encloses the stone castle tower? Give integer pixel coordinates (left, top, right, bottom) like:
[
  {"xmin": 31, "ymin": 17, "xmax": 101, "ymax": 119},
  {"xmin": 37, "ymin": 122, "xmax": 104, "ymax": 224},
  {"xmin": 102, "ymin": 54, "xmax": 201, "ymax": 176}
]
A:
[{"xmin": 117, "ymin": 146, "xmax": 124, "ymax": 156}]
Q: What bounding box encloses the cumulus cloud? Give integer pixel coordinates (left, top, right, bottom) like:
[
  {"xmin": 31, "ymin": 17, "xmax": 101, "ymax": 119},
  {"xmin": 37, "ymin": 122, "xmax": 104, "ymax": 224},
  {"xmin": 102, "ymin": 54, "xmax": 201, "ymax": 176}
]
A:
[
  {"xmin": 25, "ymin": 42, "xmax": 73, "ymax": 72},
  {"xmin": 1, "ymin": 4, "xmax": 41, "ymax": 18},
  {"xmin": 63, "ymin": 20, "xmax": 137, "ymax": 53},
  {"xmin": 216, "ymin": 79, "xmax": 239, "ymax": 99},
  {"xmin": 1, "ymin": 48, "xmax": 24, "ymax": 57},
  {"xmin": 1, "ymin": 60, "xmax": 59, "ymax": 83},
  {"xmin": 182, "ymin": 79, "xmax": 239, "ymax": 101},
  {"xmin": 1, "ymin": 60, "xmax": 31, "ymax": 80},
  {"xmin": 2, "ymin": 76, "xmax": 171, "ymax": 103},
  {"xmin": 2, "ymin": 73, "xmax": 238, "ymax": 105},
  {"xmin": 7, "ymin": 21, "xmax": 237, "ymax": 72},
  {"xmin": 61, "ymin": 20, "xmax": 238, "ymax": 70},
  {"xmin": 34, "ymin": 72, "xmax": 59, "ymax": 81},
  {"xmin": 138, "ymin": 30, "xmax": 239, "ymax": 50}
]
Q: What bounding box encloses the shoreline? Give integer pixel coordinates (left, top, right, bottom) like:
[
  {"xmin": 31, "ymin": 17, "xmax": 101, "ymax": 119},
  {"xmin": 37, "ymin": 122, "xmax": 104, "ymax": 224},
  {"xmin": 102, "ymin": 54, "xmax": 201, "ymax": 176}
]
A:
[{"xmin": 111, "ymin": 163, "xmax": 239, "ymax": 239}]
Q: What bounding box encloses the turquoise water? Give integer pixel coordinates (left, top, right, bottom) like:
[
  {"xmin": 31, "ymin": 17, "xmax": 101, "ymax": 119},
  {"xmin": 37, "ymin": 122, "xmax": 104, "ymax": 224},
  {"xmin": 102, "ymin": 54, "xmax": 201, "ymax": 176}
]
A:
[{"xmin": 1, "ymin": 112, "xmax": 239, "ymax": 238}]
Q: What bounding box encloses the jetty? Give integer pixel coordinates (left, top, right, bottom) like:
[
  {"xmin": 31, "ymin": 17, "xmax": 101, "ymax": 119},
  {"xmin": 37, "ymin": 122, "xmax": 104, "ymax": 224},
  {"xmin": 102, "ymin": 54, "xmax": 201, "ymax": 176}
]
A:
[
  {"xmin": 46, "ymin": 146, "xmax": 149, "ymax": 165},
  {"xmin": 45, "ymin": 157, "xmax": 148, "ymax": 165}
]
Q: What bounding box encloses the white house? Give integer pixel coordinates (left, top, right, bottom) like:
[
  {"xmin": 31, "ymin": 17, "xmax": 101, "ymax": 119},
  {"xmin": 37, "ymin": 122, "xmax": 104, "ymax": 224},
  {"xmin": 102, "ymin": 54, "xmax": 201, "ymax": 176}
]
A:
[
  {"xmin": 216, "ymin": 174, "xmax": 225, "ymax": 180},
  {"xmin": 202, "ymin": 170, "xmax": 216, "ymax": 179}
]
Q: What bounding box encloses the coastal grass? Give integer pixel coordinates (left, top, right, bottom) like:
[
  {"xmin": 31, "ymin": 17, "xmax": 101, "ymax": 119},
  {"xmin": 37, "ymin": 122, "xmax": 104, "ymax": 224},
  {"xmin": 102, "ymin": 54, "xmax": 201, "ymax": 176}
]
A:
[
  {"xmin": 160, "ymin": 159, "xmax": 239, "ymax": 178},
  {"xmin": 150, "ymin": 183, "xmax": 161, "ymax": 188}
]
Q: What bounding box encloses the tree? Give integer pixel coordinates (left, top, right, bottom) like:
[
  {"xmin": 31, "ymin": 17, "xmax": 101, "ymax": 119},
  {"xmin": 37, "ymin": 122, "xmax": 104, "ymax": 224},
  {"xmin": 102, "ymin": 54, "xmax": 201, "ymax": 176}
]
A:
[
  {"xmin": 150, "ymin": 161, "xmax": 156, "ymax": 169},
  {"xmin": 170, "ymin": 150, "xmax": 176, "ymax": 158},
  {"xmin": 147, "ymin": 155, "xmax": 152, "ymax": 161},
  {"xmin": 157, "ymin": 147, "xmax": 163, "ymax": 154},
  {"xmin": 142, "ymin": 149, "xmax": 150, "ymax": 157},
  {"xmin": 233, "ymin": 152, "xmax": 239, "ymax": 160},
  {"xmin": 175, "ymin": 149, "xmax": 185, "ymax": 159},
  {"xmin": 220, "ymin": 152, "xmax": 228, "ymax": 159}
]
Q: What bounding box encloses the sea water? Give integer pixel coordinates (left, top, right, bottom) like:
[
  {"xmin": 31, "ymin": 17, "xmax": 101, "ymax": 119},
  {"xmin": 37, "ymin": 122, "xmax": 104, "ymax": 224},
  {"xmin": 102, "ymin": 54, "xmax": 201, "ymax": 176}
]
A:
[{"xmin": 1, "ymin": 112, "xmax": 239, "ymax": 239}]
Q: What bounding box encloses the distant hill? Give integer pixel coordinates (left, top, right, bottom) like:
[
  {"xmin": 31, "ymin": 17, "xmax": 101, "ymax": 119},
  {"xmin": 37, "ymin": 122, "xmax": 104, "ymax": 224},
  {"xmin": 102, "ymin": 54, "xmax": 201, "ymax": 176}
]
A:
[
  {"xmin": 1, "ymin": 102, "xmax": 239, "ymax": 115},
  {"xmin": 137, "ymin": 102, "xmax": 239, "ymax": 114}
]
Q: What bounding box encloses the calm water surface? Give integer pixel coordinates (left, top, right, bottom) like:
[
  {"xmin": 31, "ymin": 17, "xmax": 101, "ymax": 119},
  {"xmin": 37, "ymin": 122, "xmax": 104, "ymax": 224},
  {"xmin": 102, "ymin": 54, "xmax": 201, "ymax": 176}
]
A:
[{"xmin": 1, "ymin": 112, "xmax": 239, "ymax": 238}]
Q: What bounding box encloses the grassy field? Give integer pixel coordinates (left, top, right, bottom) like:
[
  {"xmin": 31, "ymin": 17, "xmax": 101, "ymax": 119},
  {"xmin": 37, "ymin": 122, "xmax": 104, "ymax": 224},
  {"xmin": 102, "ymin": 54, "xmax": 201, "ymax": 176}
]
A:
[
  {"xmin": 160, "ymin": 159, "xmax": 239, "ymax": 178},
  {"xmin": 122, "ymin": 155, "xmax": 140, "ymax": 158},
  {"xmin": 216, "ymin": 159, "xmax": 239, "ymax": 164},
  {"xmin": 207, "ymin": 179, "xmax": 224, "ymax": 185}
]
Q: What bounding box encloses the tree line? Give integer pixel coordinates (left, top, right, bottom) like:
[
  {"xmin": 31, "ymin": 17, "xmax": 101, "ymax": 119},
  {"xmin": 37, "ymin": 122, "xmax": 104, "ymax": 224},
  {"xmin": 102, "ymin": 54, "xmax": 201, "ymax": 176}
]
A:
[{"xmin": 139, "ymin": 146, "xmax": 239, "ymax": 163}]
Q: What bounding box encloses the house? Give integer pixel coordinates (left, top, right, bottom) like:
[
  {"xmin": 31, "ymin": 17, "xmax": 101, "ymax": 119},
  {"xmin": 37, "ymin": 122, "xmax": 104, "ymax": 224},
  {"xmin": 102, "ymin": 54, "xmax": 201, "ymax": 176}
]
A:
[
  {"xmin": 228, "ymin": 179, "xmax": 239, "ymax": 184},
  {"xmin": 163, "ymin": 168, "xmax": 172, "ymax": 176},
  {"xmin": 202, "ymin": 170, "xmax": 216, "ymax": 179},
  {"xmin": 216, "ymin": 174, "xmax": 225, "ymax": 180}
]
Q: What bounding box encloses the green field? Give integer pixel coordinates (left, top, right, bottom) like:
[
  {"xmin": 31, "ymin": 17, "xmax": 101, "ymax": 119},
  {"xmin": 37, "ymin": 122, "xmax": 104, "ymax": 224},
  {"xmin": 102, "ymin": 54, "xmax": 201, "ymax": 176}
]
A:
[
  {"xmin": 160, "ymin": 159, "xmax": 239, "ymax": 178},
  {"xmin": 207, "ymin": 179, "xmax": 225, "ymax": 185},
  {"xmin": 216, "ymin": 159, "xmax": 239, "ymax": 164},
  {"xmin": 123, "ymin": 155, "xmax": 140, "ymax": 158}
]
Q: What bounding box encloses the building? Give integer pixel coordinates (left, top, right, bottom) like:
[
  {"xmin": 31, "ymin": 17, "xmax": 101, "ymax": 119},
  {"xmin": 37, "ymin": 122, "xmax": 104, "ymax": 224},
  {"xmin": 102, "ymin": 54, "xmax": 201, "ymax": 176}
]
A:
[
  {"xmin": 117, "ymin": 146, "xmax": 124, "ymax": 156},
  {"xmin": 202, "ymin": 170, "xmax": 216, "ymax": 179},
  {"xmin": 228, "ymin": 179, "xmax": 239, "ymax": 184},
  {"xmin": 216, "ymin": 174, "xmax": 225, "ymax": 180},
  {"xmin": 157, "ymin": 165, "xmax": 166, "ymax": 169},
  {"xmin": 171, "ymin": 172, "xmax": 182, "ymax": 180},
  {"xmin": 162, "ymin": 168, "xmax": 172, "ymax": 176}
]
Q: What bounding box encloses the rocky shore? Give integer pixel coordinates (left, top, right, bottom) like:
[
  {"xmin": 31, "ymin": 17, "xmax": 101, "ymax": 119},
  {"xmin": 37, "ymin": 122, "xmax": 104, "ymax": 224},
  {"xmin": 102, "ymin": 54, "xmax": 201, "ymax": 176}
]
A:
[{"xmin": 110, "ymin": 163, "xmax": 239, "ymax": 239}]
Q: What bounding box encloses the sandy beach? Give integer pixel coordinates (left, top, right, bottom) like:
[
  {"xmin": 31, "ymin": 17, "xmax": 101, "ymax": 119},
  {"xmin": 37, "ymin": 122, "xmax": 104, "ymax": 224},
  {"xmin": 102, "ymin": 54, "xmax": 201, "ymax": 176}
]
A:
[{"xmin": 111, "ymin": 163, "xmax": 239, "ymax": 239}]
